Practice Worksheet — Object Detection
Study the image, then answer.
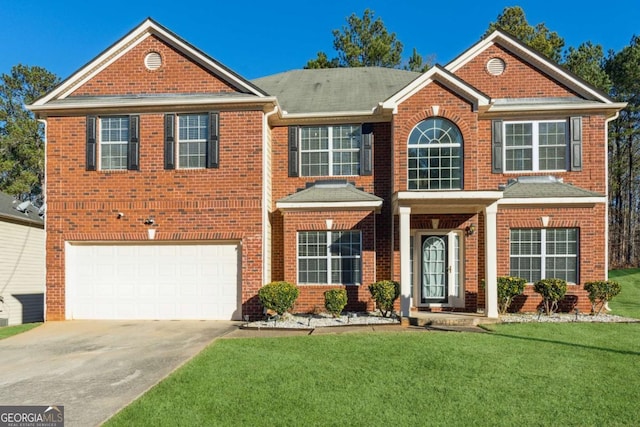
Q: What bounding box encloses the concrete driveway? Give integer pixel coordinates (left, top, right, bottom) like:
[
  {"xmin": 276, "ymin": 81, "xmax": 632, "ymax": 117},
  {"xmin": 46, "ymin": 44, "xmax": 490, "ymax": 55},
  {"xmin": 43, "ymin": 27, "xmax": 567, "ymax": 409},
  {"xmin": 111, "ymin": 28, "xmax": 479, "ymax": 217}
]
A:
[{"xmin": 0, "ymin": 320, "xmax": 237, "ymax": 426}]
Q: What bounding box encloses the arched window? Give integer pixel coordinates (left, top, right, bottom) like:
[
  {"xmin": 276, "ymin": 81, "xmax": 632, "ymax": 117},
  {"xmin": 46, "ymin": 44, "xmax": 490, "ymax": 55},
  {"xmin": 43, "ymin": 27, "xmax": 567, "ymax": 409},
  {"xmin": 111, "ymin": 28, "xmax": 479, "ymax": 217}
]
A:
[{"xmin": 408, "ymin": 118, "xmax": 463, "ymax": 190}]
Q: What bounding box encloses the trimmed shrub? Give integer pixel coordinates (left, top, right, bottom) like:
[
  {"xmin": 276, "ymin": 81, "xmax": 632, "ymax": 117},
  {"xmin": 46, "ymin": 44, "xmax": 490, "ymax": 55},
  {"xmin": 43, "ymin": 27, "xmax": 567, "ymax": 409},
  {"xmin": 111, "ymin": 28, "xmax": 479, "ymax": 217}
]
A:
[
  {"xmin": 324, "ymin": 288, "xmax": 348, "ymax": 317},
  {"xmin": 368, "ymin": 280, "xmax": 400, "ymax": 318},
  {"xmin": 258, "ymin": 281, "xmax": 299, "ymax": 315},
  {"xmin": 497, "ymin": 276, "xmax": 527, "ymax": 314},
  {"xmin": 584, "ymin": 280, "xmax": 622, "ymax": 315},
  {"xmin": 533, "ymin": 278, "xmax": 567, "ymax": 315}
]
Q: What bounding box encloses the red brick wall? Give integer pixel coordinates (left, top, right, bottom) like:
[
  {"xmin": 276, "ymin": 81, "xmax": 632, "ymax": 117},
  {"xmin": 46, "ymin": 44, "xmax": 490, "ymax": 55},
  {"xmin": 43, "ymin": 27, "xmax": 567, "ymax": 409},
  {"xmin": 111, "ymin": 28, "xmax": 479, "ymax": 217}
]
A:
[
  {"xmin": 70, "ymin": 35, "xmax": 240, "ymax": 96},
  {"xmin": 269, "ymin": 123, "xmax": 395, "ymax": 313},
  {"xmin": 45, "ymin": 110, "xmax": 265, "ymax": 320},
  {"xmin": 454, "ymin": 44, "xmax": 579, "ymax": 99},
  {"xmin": 279, "ymin": 210, "xmax": 377, "ymax": 313},
  {"xmin": 496, "ymin": 204, "xmax": 607, "ymax": 312}
]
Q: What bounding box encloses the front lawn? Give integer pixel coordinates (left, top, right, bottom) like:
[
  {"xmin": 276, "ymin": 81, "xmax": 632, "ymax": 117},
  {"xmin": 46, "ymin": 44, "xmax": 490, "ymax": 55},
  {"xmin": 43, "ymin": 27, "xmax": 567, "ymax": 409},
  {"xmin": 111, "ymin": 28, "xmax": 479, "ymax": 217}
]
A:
[
  {"xmin": 609, "ymin": 268, "xmax": 640, "ymax": 318},
  {"xmin": 107, "ymin": 323, "xmax": 640, "ymax": 426}
]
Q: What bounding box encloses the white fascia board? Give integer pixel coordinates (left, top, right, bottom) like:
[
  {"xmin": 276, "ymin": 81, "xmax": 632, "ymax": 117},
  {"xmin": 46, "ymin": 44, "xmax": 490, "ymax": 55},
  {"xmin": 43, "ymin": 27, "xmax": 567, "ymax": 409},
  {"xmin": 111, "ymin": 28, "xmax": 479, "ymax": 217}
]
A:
[
  {"xmin": 276, "ymin": 201, "xmax": 382, "ymax": 211},
  {"xmin": 34, "ymin": 19, "xmax": 264, "ymax": 106},
  {"xmin": 447, "ymin": 32, "xmax": 612, "ymax": 104},
  {"xmin": 27, "ymin": 96, "xmax": 278, "ymax": 112},
  {"xmin": 395, "ymin": 191, "xmax": 503, "ymax": 202},
  {"xmin": 280, "ymin": 110, "xmax": 376, "ymax": 120},
  {"xmin": 382, "ymin": 68, "xmax": 490, "ymax": 111},
  {"xmin": 498, "ymin": 197, "xmax": 606, "ymax": 206},
  {"xmin": 487, "ymin": 102, "xmax": 627, "ymax": 114}
]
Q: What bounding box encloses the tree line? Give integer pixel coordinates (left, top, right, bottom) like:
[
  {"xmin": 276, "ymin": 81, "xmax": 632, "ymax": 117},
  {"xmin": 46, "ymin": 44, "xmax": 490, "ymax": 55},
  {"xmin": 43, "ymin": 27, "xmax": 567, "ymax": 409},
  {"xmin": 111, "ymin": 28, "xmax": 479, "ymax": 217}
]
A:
[{"xmin": 1, "ymin": 7, "xmax": 638, "ymax": 267}]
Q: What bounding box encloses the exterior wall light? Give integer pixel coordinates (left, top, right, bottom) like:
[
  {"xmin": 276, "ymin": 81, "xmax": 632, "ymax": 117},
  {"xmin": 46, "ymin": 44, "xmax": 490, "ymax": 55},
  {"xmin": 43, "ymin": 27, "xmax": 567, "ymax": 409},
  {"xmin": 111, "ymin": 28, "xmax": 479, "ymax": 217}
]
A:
[{"xmin": 466, "ymin": 223, "xmax": 476, "ymax": 236}]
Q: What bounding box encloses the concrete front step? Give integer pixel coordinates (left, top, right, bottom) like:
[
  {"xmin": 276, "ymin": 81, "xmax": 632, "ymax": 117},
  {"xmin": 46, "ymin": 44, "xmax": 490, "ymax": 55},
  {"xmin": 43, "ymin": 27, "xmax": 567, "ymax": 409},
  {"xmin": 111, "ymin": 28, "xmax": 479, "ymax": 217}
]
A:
[{"xmin": 406, "ymin": 312, "xmax": 497, "ymax": 327}]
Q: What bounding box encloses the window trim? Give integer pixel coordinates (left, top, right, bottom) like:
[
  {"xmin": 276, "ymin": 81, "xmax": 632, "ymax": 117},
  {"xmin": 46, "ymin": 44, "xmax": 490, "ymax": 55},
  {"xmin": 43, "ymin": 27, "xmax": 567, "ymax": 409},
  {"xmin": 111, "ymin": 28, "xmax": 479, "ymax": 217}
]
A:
[
  {"xmin": 297, "ymin": 124, "xmax": 362, "ymax": 177},
  {"xmin": 502, "ymin": 119, "xmax": 568, "ymax": 173},
  {"xmin": 297, "ymin": 230, "xmax": 362, "ymax": 285},
  {"xmin": 509, "ymin": 228, "xmax": 579, "ymax": 284},
  {"xmin": 164, "ymin": 112, "xmax": 219, "ymax": 170},
  {"xmin": 407, "ymin": 117, "xmax": 464, "ymax": 190}
]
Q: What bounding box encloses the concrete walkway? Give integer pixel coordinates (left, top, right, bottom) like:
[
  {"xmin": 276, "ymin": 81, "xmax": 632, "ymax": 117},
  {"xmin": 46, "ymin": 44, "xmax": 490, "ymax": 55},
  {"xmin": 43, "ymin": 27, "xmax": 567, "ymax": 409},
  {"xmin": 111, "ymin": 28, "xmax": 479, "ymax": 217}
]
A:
[{"xmin": 0, "ymin": 320, "xmax": 237, "ymax": 426}]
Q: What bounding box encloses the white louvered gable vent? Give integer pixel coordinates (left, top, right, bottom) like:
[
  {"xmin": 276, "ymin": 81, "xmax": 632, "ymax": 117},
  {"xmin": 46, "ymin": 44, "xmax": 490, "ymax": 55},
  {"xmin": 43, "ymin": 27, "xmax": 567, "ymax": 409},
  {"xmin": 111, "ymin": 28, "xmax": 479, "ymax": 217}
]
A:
[
  {"xmin": 486, "ymin": 57, "xmax": 506, "ymax": 76},
  {"xmin": 144, "ymin": 52, "xmax": 162, "ymax": 70}
]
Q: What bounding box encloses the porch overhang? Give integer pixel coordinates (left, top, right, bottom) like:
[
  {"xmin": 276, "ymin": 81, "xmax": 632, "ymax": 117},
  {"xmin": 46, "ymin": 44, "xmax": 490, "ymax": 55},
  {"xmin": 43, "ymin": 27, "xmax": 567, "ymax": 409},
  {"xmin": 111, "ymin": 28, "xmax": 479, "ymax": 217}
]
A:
[{"xmin": 393, "ymin": 191, "xmax": 504, "ymax": 214}]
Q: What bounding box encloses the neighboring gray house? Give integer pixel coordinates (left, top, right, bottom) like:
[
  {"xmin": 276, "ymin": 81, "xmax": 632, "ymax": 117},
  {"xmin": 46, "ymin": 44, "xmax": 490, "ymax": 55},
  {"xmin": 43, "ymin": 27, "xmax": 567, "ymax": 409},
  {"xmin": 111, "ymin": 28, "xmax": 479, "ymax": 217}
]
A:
[{"xmin": 0, "ymin": 191, "xmax": 45, "ymax": 326}]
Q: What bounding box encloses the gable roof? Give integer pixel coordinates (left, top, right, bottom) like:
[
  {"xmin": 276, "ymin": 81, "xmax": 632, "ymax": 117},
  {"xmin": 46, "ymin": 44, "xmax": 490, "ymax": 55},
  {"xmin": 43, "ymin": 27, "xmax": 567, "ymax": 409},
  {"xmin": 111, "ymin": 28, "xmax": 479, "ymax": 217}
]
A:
[
  {"xmin": 0, "ymin": 192, "xmax": 44, "ymax": 227},
  {"xmin": 252, "ymin": 67, "xmax": 420, "ymax": 117},
  {"xmin": 447, "ymin": 30, "xmax": 615, "ymax": 104},
  {"xmin": 381, "ymin": 64, "xmax": 491, "ymax": 112},
  {"xmin": 29, "ymin": 18, "xmax": 268, "ymax": 111}
]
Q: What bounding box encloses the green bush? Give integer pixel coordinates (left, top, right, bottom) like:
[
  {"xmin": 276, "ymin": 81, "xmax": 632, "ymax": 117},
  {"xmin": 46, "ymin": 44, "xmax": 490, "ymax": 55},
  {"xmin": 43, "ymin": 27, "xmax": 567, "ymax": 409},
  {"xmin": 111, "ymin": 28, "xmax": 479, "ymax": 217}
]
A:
[
  {"xmin": 497, "ymin": 276, "xmax": 527, "ymax": 314},
  {"xmin": 584, "ymin": 280, "xmax": 622, "ymax": 315},
  {"xmin": 368, "ymin": 280, "xmax": 400, "ymax": 318},
  {"xmin": 258, "ymin": 281, "xmax": 299, "ymax": 315},
  {"xmin": 324, "ymin": 288, "xmax": 348, "ymax": 317},
  {"xmin": 533, "ymin": 278, "xmax": 567, "ymax": 315}
]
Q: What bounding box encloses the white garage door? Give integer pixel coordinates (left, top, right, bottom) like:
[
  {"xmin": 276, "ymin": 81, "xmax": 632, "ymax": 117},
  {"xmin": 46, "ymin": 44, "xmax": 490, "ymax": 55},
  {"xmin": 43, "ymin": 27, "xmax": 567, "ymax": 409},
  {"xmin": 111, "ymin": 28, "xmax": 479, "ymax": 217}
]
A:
[{"xmin": 66, "ymin": 243, "xmax": 240, "ymax": 320}]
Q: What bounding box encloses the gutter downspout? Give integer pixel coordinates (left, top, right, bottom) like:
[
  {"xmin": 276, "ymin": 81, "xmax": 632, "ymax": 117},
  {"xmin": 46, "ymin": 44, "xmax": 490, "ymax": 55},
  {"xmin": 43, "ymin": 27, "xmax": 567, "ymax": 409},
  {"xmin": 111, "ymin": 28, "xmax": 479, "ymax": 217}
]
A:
[
  {"xmin": 605, "ymin": 111, "xmax": 621, "ymax": 279},
  {"xmin": 37, "ymin": 118, "xmax": 47, "ymax": 322},
  {"xmin": 262, "ymin": 105, "xmax": 279, "ymax": 287}
]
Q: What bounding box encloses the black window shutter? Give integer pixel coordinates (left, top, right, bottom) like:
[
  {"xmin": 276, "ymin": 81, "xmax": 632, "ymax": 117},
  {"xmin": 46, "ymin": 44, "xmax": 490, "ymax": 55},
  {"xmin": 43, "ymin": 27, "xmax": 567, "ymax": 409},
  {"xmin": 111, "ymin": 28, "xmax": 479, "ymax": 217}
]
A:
[
  {"xmin": 164, "ymin": 114, "xmax": 175, "ymax": 170},
  {"xmin": 361, "ymin": 123, "xmax": 374, "ymax": 176},
  {"xmin": 492, "ymin": 120, "xmax": 503, "ymax": 173},
  {"xmin": 288, "ymin": 126, "xmax": 299, "ymax": 177},
  {"xmin": 570, "ymin": 116, "xmax": 582, "ymax": 171},
  {"xmin": 86, "ymin": 116, "xmax": 97, "ymax": 171},
  {"xmin": 207, "ymin": 112, "xmax": 219, "ymax": 168},
  {"xmin": 127, "ymin": 115, "xmax": 140, "ymax": 170}
]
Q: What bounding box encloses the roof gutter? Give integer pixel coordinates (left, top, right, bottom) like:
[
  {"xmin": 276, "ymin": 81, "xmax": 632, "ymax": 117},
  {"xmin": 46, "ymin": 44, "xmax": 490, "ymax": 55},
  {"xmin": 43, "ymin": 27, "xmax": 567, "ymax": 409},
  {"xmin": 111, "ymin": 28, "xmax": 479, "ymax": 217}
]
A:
[{"xmin": 26, "ymin": 96, "xmax": 279, "ymax": 114}]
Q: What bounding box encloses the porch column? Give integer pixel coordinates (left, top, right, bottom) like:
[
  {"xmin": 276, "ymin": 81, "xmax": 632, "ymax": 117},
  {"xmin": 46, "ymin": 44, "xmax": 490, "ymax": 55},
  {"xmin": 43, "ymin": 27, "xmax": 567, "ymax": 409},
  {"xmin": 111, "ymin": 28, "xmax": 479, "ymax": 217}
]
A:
[
  {"xmin": 484, "ymin": 202, "xmax": 499, "ymax": 318},
  {"xmin": 399, "ymin": 206, "xmax": 411, "ymax": 317}
]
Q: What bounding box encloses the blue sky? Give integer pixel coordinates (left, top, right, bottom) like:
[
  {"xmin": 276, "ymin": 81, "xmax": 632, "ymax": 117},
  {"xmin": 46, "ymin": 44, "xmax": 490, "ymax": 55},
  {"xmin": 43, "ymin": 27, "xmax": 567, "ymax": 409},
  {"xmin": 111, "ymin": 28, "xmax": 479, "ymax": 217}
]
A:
[{"xmin": 1, "ymin": 1, "xmax": 638, "ymax": 81}]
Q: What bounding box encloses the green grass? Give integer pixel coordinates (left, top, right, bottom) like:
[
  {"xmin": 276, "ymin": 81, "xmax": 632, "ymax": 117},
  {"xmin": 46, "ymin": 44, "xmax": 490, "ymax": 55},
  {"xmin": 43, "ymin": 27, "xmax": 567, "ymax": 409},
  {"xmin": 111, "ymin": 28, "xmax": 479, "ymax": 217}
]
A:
[
  {"xmin": 107, "ymin": 323, "xmax": 640, "ymax": 427},
  {"xmin": 0, "ymin": 322, "xmax": 41, "ymax": 340},
  {"xmin": 609, "ymin": 268, "xmax": 640, "ymax": 318},
  {"xmin": 106, "ymin": 270, "xmax": 640, "ymax": 426}
]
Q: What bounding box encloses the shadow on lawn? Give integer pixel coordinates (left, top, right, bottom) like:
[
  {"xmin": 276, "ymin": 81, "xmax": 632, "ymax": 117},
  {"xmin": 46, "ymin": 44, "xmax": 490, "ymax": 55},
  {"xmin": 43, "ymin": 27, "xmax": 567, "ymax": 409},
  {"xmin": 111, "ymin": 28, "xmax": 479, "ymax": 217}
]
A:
[{"xmin": 489, "ymin": 330, "xmax": 640, "ymax": 357}]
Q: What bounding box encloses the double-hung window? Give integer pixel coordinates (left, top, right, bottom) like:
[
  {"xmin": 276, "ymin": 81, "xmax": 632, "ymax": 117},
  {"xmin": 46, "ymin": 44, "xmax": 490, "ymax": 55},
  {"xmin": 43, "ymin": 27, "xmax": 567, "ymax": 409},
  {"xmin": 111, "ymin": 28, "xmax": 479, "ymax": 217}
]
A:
[
  {"xmin": 504, "ymin": 120, "xmax": 566, "ymax": 172},
  {"xmin": 288, "ymin": 124, "xmax": 373, "ymax": 177},
  {"xmin": 298, "ymin": 230, "xmax": 362, "ymax": 285},
  {"xmin": 510, "ymin": 228, "xmax": 578, "ymax": 283},
  {"xmin": 164, "ymin": 112, "xmax": 219, "ymax": 170},
  {"xmin": 100, "ymin": 116, "xmax": 129, "ymax": 170},
  {"xmin": 86, "ymin": 115, "xmax": 139, "ymax": 171},
  {"xmin": 178, "ymin": 114, "xmax": 208, "ymax": 169},
  {"xmin": 300, "ymin": 125, "xmax": 361, "ymax": 176}
]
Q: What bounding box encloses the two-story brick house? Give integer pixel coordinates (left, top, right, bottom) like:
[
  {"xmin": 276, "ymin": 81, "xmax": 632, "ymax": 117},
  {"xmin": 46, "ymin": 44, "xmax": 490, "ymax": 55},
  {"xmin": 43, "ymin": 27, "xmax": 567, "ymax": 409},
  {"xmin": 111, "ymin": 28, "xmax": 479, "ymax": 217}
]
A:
[{"xmin": 29, "ymin": 19, "xmax": 624, "ymax": 321}]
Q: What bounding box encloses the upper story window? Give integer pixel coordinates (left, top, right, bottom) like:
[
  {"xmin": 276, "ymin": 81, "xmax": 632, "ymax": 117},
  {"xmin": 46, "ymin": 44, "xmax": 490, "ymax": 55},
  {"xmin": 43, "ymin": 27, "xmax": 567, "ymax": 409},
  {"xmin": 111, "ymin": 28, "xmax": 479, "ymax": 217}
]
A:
[
  {"xmin": 492, "ymin": 117, "xmax": 582, "ymax": 173},
  {"xmin": 408, "ymin": 118, "xmax": 463, "ymax": 190},
  {"xmin": 504, "ymin": 120, "xmax": 567, "ymax": 172},
  {"xmin": 178, "ymin": 114, "xmax": 208, "ymax": 169},
  {"xmin": 164, "ymin": 112, "xmax": 219, "ymax": 170},
  {"xmin": 100, "ymin": 116, "xmax": 129, "ymax": 170},
  {"xmin": 301, "ymin": 125, "xmax": 360, "ymax": 176},
  {"xmin": 86, "ymin": 115, "xmax": 139, "ymax": 171},
  {"xmin": 288, "ymin": 124, "xmax": 373, "ymax": 177}
]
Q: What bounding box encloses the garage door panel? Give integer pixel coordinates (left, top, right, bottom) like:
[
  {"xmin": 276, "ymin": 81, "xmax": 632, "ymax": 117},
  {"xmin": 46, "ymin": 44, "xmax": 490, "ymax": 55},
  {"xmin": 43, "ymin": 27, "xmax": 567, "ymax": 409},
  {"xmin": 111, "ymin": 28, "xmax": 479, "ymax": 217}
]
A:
[{"xmin": 67, "ymin": 243, "xmax": 240, "ymax": 320}]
